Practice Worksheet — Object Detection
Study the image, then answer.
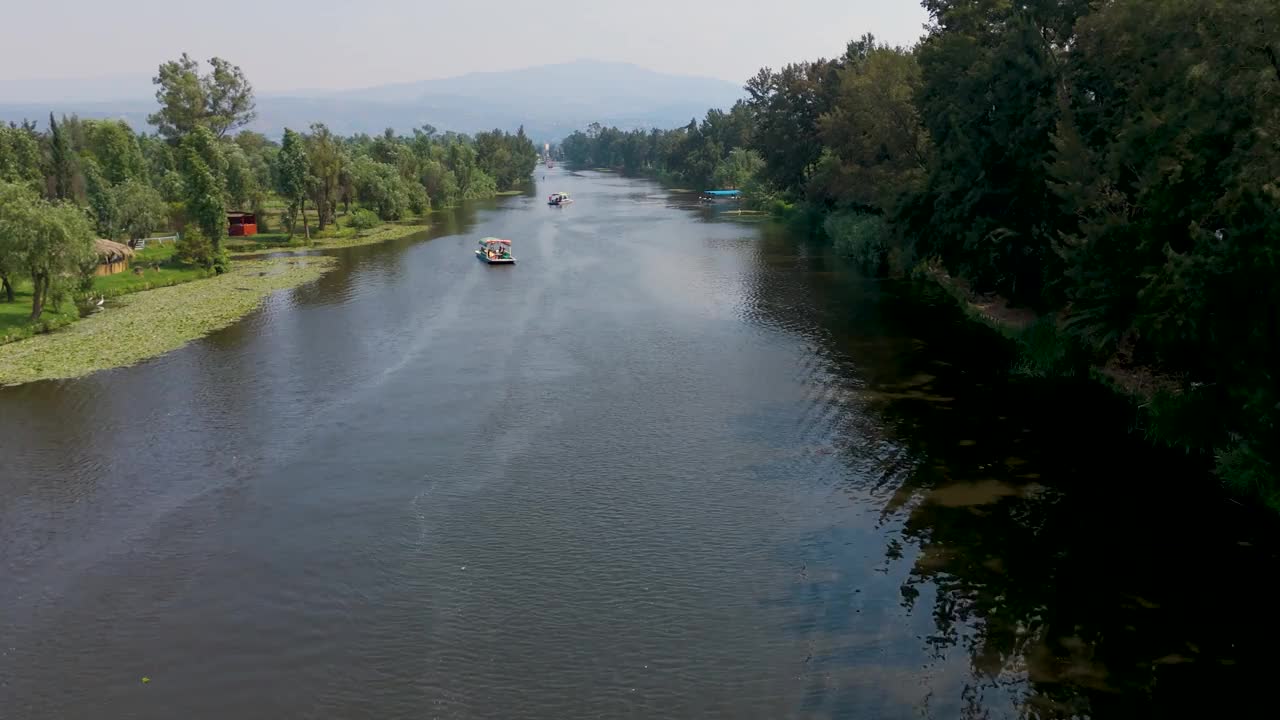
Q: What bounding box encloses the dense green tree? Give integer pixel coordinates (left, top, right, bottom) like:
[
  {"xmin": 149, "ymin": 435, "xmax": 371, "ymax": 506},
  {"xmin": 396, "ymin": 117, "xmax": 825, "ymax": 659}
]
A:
[
  {"xmin": 81, "ymin": 157, "xmax": 117, "ymax": 239},
  {"xmin": 908, "ymin": 0, "xmax": 1088, "ymax": 304},
  {"xmin": 474, "ymin": 126, "xmax": 538, "ymax": 190},
  {"xmin": 1050, "ymin": 0, "xmax": 1280, "ymax": 496},
  {"xmin": 177, "ymin": 127, "xmax": 228, "ymax": 268},
  {"xmin": 711, "ymin": 148, "xmax": 764, "ymax": 190},
  {"xmin": 305, "ymin": 123, "xmax": 345, "ymax": 229},
  {"xmin": 138, "ymin": 133, "xmax": 176, "ymax": 181},
  {"xmin": 223, "ymin": 144, "xmax": 255, "ymax": 211},
  {"xmin": 111, "ymin": 179, "xmax": 168, "ymax": 247},
  {"xmin": 81, "ymin": 120, "xmax": 147, "ymax": 184},
  {"xmin": 0, "ymin": 123, "xmax": 44, "ymax": 189},
  {"xmin": 275, "ymin": 128, "xmax": 310, "ymax": 239},
  {"xmin": 349, "ymin": 155, "xmax": 411, "ymax": 221},
  {"xmin": 811, "ymin": 40, "xmax": 929, "ymax": 213},
  {"xmin": 234, "ymin": 130, "xmax": 277, "ymax": 194},
  {"xmin": 418, "ymin": 158, "xmax": 459, "ymax": 208},
  {"xmin": 47, "ymin": 113, "xmax": 76, "ymax": 201},
  {"xmin": 744, "ymin": 59, "xmax": 842, "ymax": 195},
  {"xmin": 0, "ymin": 182, "xmax": 95, "ymax": 319}
]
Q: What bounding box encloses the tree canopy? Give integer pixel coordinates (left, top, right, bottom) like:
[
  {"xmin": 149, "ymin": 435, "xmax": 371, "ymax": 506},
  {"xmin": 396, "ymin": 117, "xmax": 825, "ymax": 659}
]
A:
[{"xmin": 149, "ymin": 54, "xmax": 256, "ymax": 141}]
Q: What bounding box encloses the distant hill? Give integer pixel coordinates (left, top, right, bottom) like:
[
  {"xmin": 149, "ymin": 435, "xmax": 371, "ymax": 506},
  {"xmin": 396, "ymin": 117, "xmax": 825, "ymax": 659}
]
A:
[{"xmin": 0, "ymin": 60, "xmax": 743, "ymax": 142}]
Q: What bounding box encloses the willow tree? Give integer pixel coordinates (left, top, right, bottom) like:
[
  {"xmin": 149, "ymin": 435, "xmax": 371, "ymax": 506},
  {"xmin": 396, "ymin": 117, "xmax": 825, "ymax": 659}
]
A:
[{"xmin": 0, "ymin": 182, "xmax": 94, "ymax": 319}]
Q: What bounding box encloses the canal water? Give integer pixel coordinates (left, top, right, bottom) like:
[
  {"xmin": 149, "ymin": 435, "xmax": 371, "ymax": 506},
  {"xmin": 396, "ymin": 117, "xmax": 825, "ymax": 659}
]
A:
[{"xmin": 1, "ymin": 169, "xmax": 1275, "ymax": 719}]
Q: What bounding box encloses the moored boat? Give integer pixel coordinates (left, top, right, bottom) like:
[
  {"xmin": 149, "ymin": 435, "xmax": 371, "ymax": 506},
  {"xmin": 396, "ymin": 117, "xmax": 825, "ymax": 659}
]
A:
[
  {"xmin": 700, "ymin": 189, "xmax": 741, "ymax": 203},
  {"xmin": 476, "ymin": 237, "xmax": 516, "ymax": 264}
]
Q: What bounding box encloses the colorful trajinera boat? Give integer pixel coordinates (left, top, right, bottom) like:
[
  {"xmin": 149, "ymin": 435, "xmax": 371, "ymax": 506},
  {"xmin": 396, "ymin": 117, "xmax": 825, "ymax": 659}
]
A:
[{"xmin": 476, "ymin": 237, "xmax": 516, "ymax": 264}]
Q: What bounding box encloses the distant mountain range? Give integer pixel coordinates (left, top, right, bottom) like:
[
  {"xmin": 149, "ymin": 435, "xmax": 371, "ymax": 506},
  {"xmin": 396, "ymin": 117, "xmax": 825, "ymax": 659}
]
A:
[{"xmin": 0, "ymin": 60, "xmax": 743, "ymax": 142}]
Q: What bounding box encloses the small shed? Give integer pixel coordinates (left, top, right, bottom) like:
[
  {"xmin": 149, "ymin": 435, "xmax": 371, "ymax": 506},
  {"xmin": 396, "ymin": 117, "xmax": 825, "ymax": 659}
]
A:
[
  {"xmin": 94, "ymin": 239, "xmax": 135, "ymax": 276},
  {"xmin": 227, "ymin": 212, "xmax": 258, "ymax": 237}
]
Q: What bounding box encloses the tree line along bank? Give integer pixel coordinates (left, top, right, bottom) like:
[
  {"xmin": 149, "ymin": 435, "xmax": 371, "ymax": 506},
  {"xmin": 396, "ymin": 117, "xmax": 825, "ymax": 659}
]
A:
[
  {"xmin": 557, "ymin": 0, "xmax": 1280, "ymax": 509},
  {"xmin": 1, "ymin": 53, "xmax": 539, "ymax": 325}
]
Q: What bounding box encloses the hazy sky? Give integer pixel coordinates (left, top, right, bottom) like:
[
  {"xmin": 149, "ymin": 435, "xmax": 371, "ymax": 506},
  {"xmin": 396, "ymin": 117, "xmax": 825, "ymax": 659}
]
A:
[{"xmin": 0, "ymin": 0, "xmax": 929, "ymax": 95}]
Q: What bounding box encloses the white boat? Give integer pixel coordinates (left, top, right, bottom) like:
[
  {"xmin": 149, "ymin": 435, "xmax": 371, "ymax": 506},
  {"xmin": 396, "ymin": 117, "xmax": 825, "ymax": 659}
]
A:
[
  {"xmin": 548, "ymin": 192, "xmax": 572, "ymax": 206},
  {"xmin": 476, "ymin": 237, "xmax": 516, "ymax": 264}
]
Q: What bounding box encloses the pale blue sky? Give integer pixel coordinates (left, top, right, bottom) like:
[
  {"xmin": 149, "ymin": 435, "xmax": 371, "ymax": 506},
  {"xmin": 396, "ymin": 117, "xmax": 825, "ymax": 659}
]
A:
[{"xmin": 0, "ymin": 0, "xmax": 928, "ymax": 97}]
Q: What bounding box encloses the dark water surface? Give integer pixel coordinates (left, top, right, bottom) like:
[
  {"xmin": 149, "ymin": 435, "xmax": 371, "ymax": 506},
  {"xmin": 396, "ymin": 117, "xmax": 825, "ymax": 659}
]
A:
[{"xmin": 2, "ymin": 170, "xmax": 1275, "ymax": 719}]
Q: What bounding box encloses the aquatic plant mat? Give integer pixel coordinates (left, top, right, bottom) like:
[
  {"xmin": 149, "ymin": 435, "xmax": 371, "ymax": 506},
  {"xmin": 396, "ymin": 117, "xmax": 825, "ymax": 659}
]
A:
[{"xmin": 0, "ymin": 257, "xmax": 334, "ymax": 385}]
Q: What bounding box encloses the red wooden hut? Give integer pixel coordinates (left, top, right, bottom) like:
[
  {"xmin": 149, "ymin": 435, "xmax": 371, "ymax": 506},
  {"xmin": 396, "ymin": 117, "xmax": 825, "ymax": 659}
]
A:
[{"xmin": 227, "ymin": 212, "xmax": 258, "ymax": 237}]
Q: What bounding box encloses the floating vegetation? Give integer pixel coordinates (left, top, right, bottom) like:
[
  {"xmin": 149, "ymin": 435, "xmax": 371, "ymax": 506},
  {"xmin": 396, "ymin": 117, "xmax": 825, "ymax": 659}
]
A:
[
  {"xmin": 313, "ymin": 223, "xmax": 428, "ymax": 249},
  {"xmin": 0, "ymin": 257, "xmax": 334, "ymax": 386}
]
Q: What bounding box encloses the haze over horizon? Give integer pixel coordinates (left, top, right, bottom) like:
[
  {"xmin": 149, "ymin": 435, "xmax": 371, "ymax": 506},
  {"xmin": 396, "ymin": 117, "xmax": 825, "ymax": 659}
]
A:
[{"xmin": 0, "ymin": 0, "xmax": 928, "ymax": 101}]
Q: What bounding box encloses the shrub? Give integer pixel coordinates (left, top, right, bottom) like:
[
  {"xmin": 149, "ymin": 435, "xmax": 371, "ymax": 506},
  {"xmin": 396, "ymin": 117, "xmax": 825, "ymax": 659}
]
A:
[
  {"xmin": 825, "ymin": 211, "xmax": 889, "ymax": 274},
  {"xmin": 407, "ymin": 184, "xmax": 430, "ymax": 216},
  {"xmin": 175, "ymin": 226, "xmax": 225, "ymax": 270},
  {"xmin": 350, "ymin": 209, "xmax": 381, "ymax": 231}
]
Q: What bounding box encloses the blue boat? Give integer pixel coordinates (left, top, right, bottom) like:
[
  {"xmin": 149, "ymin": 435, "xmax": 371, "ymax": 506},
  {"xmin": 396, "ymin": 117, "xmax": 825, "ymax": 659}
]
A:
[{"xmin": 701, "ymin": 189, "xmax": 741, "ymax": 202}]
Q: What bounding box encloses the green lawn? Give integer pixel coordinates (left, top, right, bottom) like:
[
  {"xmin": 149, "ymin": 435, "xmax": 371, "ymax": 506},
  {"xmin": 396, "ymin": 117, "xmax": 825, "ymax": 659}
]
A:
[
  {"xmin": 91, "ymin": 243, "xmax": 212, "ymax": 298},
  {"xmin": 0, "ymin": 283, "xmax": 79, "ymax": 344},
  {"xmin": 1, "ymin": 244, "xmax": 211, "ymax": 346}
]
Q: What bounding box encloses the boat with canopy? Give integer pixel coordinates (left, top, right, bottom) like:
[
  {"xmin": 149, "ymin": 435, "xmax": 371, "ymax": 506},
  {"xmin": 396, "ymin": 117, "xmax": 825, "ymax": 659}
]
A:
[
  {"xmin": 548, "ymin": 192, "xmax": 572, "ymax": 206},
  {"xmin": 476, "ymin": 237, "xmax": 516, "ymax": 264},
  {"xmin": 701, "ymin": 189, "xmax": 741, "ymax": 202}
]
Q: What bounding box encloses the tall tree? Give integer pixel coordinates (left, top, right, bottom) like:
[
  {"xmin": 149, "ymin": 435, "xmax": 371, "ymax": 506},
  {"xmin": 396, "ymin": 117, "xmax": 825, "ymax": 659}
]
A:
[
  {"xmin": 203, "ymin": 58, "xmax": 257, "ymax": 139},
  {"xmin": 81, "ymin": 157, "xmax": 118, "ymax": 239},
  {"xmin": 745, "ymin": 59, "xmax": 843, "ymax": 195},
  {"xmin": 82, "ymin": 120, "xmax": 147, "ymax": 184},
  {"xmin": 909, "ymin": 0, "xmax": 1088, "ymax": 304},
  {"xmin": 812, "ymin": 41, "xmax": 930, "ymax": 213},
  {"xmin": 177, "ymin": 127, "xmax": 228, "ymax": 268},
  {"xmin": 47, "ymin": 113, "xmax": 75, "ymax": 200},
  {"xmin": 304, "ymin": 123, "xmax": 343, "ymax": 230},
  {"xmin": 149, "ymin": 54, "xmax": 256, "ymax": 141},
  {"xmin": 275, "ymin": 128, "xmax": 310, "ymax": 240},
  {"xmin": 223, "ymin": 144, "xmax": 257, "ymax": 211}
]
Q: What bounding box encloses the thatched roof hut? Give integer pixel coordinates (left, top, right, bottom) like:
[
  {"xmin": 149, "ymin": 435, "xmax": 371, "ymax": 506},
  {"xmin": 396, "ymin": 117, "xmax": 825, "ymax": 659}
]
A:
[
  {"xmin": 94, "ymin": 239, "xmax": 135, "ymax": 263},
  {"xmin": 94, "ymin": 239, "xmax": 135, "ymax": 276}
]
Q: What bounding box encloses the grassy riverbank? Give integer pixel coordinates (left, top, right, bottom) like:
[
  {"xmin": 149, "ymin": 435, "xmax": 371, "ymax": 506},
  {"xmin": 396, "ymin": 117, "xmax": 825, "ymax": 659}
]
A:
[
  {"xmin": 1, "ymin": 244, "xmax": 211, "ymax": 344},
  {"xmin": 0, "ymin": 217, "xmax": 432, "ymax": 384},
  {"xmin": 0, "ymin": 289, "xmax": 79, "ymax": 344},
  {"xmin": 93, "ymin": 244, "xmax": 213, "ymax": 297},
  {"xmin": 0, "ymin": 256, "xmax": 334, "ymax": 386},
  {"xmin": 226, "ymin": 221, "xmax": 428, "ymax": 255}
]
